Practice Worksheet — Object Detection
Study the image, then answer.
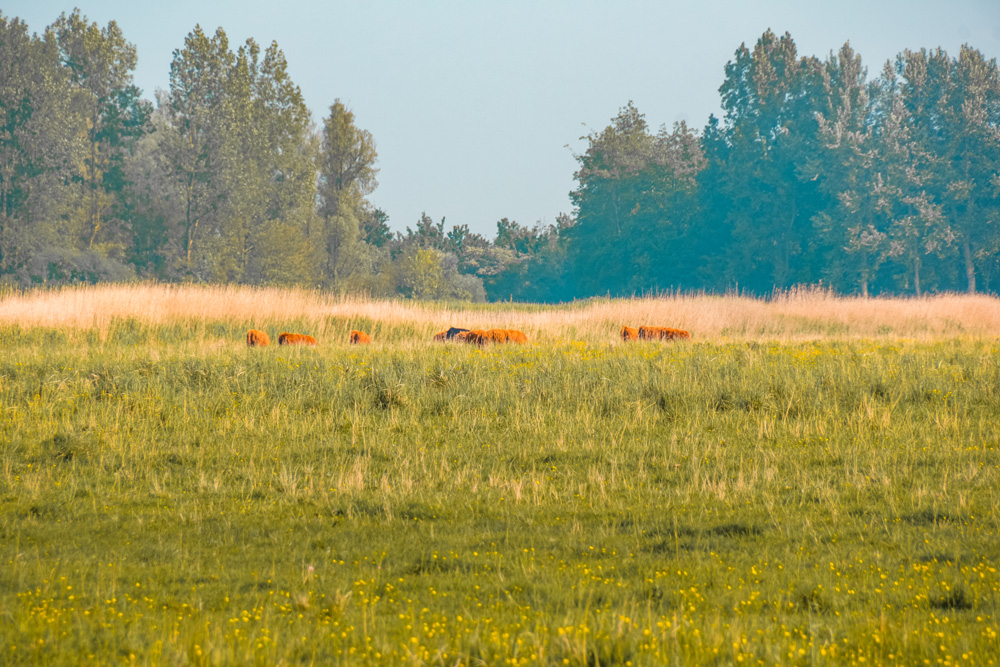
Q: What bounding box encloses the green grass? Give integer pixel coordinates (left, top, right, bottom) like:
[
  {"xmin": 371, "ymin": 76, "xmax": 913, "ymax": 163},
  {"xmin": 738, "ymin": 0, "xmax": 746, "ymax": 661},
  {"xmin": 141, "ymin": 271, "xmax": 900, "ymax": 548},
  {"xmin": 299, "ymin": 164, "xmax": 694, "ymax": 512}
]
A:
[{"xmin": 1, "ymin": 327, "xmax": 999, "ymax": 665}]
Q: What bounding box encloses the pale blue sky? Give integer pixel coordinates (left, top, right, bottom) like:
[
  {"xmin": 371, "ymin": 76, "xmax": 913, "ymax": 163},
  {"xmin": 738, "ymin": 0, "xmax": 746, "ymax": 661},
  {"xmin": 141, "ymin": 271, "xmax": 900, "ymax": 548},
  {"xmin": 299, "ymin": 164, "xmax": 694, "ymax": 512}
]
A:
[{"xmin": 7, "ymin": 1, "xmax": 1000, "ymax": 237}]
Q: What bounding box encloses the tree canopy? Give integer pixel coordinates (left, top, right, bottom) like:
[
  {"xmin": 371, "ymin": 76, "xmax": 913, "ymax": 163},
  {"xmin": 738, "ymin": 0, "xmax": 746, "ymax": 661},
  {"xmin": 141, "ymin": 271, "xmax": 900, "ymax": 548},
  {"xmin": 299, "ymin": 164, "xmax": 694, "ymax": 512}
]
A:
[{"xmin": 2, "ymin": 11, "xmax": 997, "ymax": 299}]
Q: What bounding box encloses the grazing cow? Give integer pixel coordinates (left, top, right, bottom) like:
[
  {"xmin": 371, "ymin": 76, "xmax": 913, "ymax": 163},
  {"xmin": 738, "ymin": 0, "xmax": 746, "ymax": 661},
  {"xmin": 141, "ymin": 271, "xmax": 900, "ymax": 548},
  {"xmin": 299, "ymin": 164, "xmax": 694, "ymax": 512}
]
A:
[
  {"xmin": 459, "ymin": 329, "xmax": 486, "ymax": 344},
  {"xmin": 246, "ymin": 329, "xmax": 270, "ymax": 347},
  {"xmin": 638, "ymin": 326, "xmax": 691, "ymax": 341},
  {"xmin": 466, "ymin": 328, "xmax": 522, "ymax": 344},
  {"xmin": 620, "ymin": 326, "xmax": 639, "ymax": 341},
  {"xmin": 506, "ymin": 329, "xmax": 528, "ymax": 343},
  {"xmin": 434, "ymin": 327, "xmax": 469, "ymax": 341},
  {"xmin": 350, "ymin": 330, "xmax": 371, "ymax": 344},
  {"xmin": 482, "ymin": 329, "xmax": 510, "ymax": 344},
  {"xmin": 278, "ymin": 332, "xmax": 318, "ymax": 346}
]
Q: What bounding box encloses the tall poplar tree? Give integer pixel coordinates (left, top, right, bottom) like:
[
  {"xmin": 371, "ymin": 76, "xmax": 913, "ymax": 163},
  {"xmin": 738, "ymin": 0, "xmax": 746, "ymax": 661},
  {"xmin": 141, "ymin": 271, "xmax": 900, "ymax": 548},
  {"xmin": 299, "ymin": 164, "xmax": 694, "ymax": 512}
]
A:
[
  {"xmin": 707, "ymin": 30, "xmax": 828, "ymax": 292},
  {"xmin": 887, "ymin": 49, "xmax": 957, "ymax": 295},
  {"xmin": 216, "ymin": 38, "xmax": 316, "ymax": 284},
  {"xmin": 0, "ymin": 14, "xmax": 86, "ymax": 279},
  {"xmin": 316, "ymin": 100, "xmax": 379, "ymax": 288},
  {"xmin": 933, "ymin": 46, "xmax": 1000, "ymax": 293},
  {"xmin": 812, "ymin": 43, "xmax": 886, "ymax": 295},
  {"xmin": 51, "ymin": 9, "xmax": 150, "ymax": 259},
  {"xmin": 163, "ymin": 25, "xmax": 233, "ymax": 279}
]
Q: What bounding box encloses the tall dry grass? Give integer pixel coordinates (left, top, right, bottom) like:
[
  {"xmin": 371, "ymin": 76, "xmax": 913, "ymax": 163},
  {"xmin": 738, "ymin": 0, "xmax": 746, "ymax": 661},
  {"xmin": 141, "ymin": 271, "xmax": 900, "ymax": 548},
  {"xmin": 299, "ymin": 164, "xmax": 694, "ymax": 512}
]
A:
[{"xmin": 1, "ymin": 283, "xmax": 998, "ymax": 341}]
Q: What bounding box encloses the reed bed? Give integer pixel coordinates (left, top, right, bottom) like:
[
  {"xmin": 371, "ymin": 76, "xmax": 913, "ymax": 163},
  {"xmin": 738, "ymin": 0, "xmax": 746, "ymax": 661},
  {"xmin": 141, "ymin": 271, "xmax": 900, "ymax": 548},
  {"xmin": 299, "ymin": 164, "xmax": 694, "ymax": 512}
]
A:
[{"xmin": 1, "ymin": 283, "xmax": 999, "ymax": 342}]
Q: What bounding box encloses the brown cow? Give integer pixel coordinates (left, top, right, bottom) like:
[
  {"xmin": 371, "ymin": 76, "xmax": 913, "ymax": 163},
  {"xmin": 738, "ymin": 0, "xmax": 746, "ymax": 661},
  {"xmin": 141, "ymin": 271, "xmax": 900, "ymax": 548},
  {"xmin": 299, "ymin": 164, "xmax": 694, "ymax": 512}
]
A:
[
  {"xmin": 434, "ymin": 327, "xmax": 470, "ymax": 341},
  {"xmin": 506, "ymin": 329, "xmax": 528, "ymax": 343},
  {"xmin": 638, "ymin": 326, "xmax": 691, "ymax": 341},
  {"xmin": 465, "ymin": 328, "xmax": 525, "ymax": 345},
  {"xmin": 278, "ymin": 332, "xmax": 318, "ymax": 346},
  {"xmin": 246, "ymin": 329, "xmax": 270, "ymax": 347},
  {"xmin": 482, "ymin": 329, "xmax": 510, "ymax": 344},
  {"xmin": 350, "ymin": 330, "xmax": 371, "ymax": 344},
  {"xmin": 620, "ymin": 326, "xmax": 639, "ymax": 341},
  {"xmin": 459, "ymin": 329, "xmax": 486, "ymax": 344}
]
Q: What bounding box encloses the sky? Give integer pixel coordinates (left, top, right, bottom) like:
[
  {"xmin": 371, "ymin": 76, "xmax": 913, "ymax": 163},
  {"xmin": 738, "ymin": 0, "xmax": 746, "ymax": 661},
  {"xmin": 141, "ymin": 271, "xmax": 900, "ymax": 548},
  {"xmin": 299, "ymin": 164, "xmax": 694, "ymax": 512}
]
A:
[{"xmin": 7, "ymin": 1, "xmax": 1000, "ymax": 238}]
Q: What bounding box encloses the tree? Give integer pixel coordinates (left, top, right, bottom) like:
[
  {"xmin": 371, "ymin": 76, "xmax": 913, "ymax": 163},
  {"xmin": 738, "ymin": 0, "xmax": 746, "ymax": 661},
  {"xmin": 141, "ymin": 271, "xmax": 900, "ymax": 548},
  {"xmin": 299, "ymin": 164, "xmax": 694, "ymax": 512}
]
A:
[
  {"xmin": 215, "ymin": 38, "xmax": 317, "ymax": 284},
  {"xmin": 883, "ymin": 50, "xmax": 958, "ymax": 295},
  {"xmin": 162, "ymin": 25, "xmax": 233, "ymax": 278},
  {"xmin": 360, "ymin": 207, "xmax": 392, "ymax": 247},
  {"xmin": 932, "ymin": 46, "xmax": 1000, "ymax": 293},
  {"xmin": 0, "ymin": 15, "xmax": 79, "ymax": 280},
  {"xmin": 394, "ymin": 246, "xmax": 485, "ymax": 301},
  {"xmin": 706, "ymin": 30, "xmax": 829, "ymax": 293},
  {"xmin": 121, "ymin": 104, "xmax": 185, "ymax": 278},
  {"xmin": 51, "ymin": 9, "xmax": 151, "ymax": 259},
  {"xmin": 316, "ymin": 100, "xmax": 379, "ymax": 287},
  {"xmin": 567, "ymin": 102, "xmax": 705, "ymax": 296},
  {"xmin": 402, "ymin": 212, "xmax": 448, "ymax": 251},
  {"xmin": 812, "ymin": 43, "xmax": 887, "ymax": 295},
  {"xmin": 0, "ymin": 14, "xmax": 130, "ymax": 285},
  {"xmin": 487, "ymin": 214, "xmax": 575, "ymax": 302},
  {"xmin": 160, "ymin": 27, "xmax": 317, "ymax": 284}
]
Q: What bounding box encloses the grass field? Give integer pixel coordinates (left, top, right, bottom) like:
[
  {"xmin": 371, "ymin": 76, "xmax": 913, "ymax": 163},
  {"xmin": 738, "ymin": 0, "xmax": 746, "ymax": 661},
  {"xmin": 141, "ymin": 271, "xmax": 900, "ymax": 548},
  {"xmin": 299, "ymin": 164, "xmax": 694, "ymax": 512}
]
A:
[{"xmin": 1, "ymin": 285, "xmax": 999, "ymax": 665}]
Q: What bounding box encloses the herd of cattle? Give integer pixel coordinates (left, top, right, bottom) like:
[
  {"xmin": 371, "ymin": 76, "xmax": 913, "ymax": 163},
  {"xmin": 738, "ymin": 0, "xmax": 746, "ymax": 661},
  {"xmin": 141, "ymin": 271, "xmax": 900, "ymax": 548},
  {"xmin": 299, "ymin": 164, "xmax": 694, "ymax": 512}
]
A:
[
  {"xmin": 244, "ymin": 325, "xmax": 690, "ymax": 347},
  {"xmin": 620, "ymin": 325, "xmax": 691, "ymax": 341}
]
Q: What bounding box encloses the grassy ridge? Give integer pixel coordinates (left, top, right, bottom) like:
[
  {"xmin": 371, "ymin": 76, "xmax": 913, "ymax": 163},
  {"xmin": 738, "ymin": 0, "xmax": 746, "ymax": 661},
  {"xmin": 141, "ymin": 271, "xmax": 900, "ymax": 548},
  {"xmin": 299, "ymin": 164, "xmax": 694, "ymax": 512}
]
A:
[{"xmin": 1, "ymin": 325, "xmax": 999, "ymax": 665}]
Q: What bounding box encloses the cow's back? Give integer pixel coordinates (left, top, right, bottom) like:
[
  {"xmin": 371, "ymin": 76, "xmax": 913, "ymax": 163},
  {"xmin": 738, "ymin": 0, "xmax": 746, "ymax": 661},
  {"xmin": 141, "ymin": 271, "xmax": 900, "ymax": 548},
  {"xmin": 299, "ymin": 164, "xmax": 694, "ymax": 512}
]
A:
[
  {"xmin": 246, "ymin": 329, "xmax": 270, "ymax": 347},
  {"xmin": 279, "ymin": 332, "xmax": 317, "ymax": 346}
]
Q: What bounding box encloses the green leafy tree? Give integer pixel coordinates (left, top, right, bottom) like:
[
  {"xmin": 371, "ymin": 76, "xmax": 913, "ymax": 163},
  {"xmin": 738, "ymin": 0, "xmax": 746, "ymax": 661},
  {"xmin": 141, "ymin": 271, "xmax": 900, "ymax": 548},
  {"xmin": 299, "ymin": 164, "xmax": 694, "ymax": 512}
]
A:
[
  {"xmin": 51, "ymin": 9, "xmax": 151, "ymax": 260},
  {"xmin": 394, "ymin": 246, "xmax": 485, "ymax": 301},
  {"xmin": 487, "ymin": 214, "xmax": 575, "ymax": 302},
  {"xmin": 403, "ymin": 213, "xmax": 448, "ymax": 251},
  {"xmin": 706, "ymin": 30, "xmax": 829, "ymax": 293},
  {"xmin": 883, "ymin": 51, "xmax": 957, "ymax": 295},
  {"xmin": 930, "ymin": 46, "xmax": 1000, "ymax": 293},
  {"xmin": 160, "ymin": 27, "xmax": 316, "ymax": 284},
  {"xmin": 361, "ymin": 207, "xmax": 393, "ymax": 247},
  {"xmin": 567, "ymin": 102, "xmax": 705, "ymax": 296},
  {"xmin": 215, "ymin": 38, "xmax": 317, "ymax": 284},
  {"xmin": 812, "ymin": 43, "xmax": 887, "ymax": 295},
  {"xmin": 0, "ymin": 14, "xmax": 133, "ymax": 285},
  {"xmin": 566, "ymin": 102, "xmax": 652, "ymax": 296},
  {"xmin": 121, "ymin": 105, "xmax": 185, "ymax": 277},
  {"xmin": 316, "ymin": 100, "xmax": 379, "ymax": 288},
  {"xmin": 0, "ymin": 15, "xmax": 85, "ymax": 281},
  {"xmin": 162, "ymin": 25, "xmax": 233, "ymax": 278}
]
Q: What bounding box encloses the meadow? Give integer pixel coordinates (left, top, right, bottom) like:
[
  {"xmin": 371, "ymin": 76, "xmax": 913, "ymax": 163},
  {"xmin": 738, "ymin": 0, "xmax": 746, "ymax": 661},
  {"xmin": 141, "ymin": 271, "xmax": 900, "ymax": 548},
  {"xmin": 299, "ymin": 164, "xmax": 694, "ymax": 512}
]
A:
[{"xmin": 1, "ymin": 285, "xmax": 999, "ymax": 665}]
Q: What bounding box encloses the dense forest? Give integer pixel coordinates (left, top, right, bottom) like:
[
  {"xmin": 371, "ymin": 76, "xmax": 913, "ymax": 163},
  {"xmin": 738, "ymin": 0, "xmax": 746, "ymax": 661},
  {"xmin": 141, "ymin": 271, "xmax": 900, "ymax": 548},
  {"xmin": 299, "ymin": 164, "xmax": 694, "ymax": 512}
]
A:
[{"xmin": 2, "ymin": 11, "xmax": 998, "ymax": 300}]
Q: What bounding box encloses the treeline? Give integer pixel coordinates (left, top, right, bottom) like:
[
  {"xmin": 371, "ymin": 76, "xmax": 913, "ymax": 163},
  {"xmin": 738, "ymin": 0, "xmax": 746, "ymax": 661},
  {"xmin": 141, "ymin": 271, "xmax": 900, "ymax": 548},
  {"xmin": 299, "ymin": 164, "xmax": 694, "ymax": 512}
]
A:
[
  {"xmin": 0, "ymin": 11, "xmax": 495, "ymax": 299},
  {"xmin": 559, "ymin": 32, "xmax": 1000, "ymax": 299},
  {"xmin": 2, "ymin": 13, "xmax": 998, "ymax": 300}
]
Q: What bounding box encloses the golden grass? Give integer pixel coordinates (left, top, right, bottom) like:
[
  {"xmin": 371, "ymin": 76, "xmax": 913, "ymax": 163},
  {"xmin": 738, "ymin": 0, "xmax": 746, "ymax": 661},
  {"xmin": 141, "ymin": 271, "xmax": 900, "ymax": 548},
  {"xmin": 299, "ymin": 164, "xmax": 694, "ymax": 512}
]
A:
[{"xmin": 1, "ymin": 283, "xmax": 999, "ymax": 341}]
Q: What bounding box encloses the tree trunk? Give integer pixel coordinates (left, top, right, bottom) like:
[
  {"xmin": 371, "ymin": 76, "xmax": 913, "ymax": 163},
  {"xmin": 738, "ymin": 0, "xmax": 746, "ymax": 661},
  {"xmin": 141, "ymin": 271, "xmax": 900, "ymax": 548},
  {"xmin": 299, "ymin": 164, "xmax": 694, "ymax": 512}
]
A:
[
  {"xmin": 962, "ymin": 236, "xmax": 976, "ymax": 294},
  {"xmin": 860, "ymin": 252, "xmax": 869, "ymax": 297},
  {"xmin": 914, "ymin": 256, "xmax": 922, "ymax": 298},
  {"xmin": 87, "ymin": 189, "xmax": 102, "ymax": 248},
  {"xmin": 185, "ymin": 174, "xmax": 196, "ymax": 270},
  {"xmin": 87, "ymin": 137, "xmax": 100, "ymax": 248}
]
